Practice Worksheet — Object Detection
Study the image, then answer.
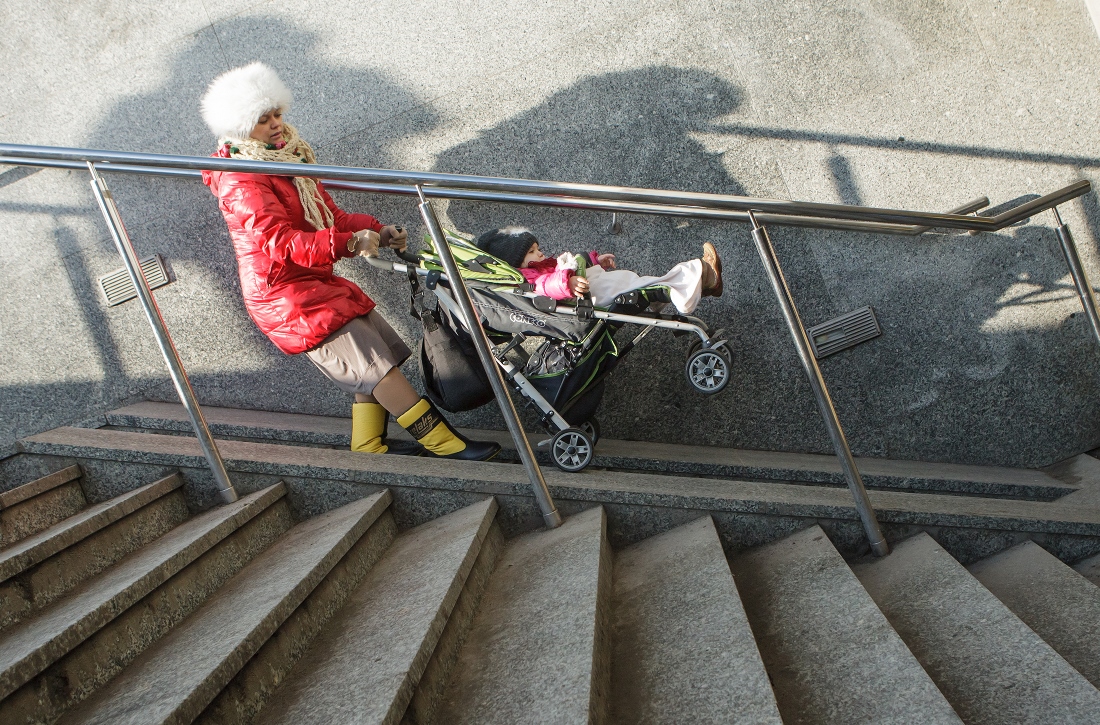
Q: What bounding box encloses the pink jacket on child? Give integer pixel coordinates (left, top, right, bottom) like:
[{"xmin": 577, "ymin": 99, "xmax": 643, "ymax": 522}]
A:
[{"xmin": 520, "ymin": 252, "xmax": 600, "ymax": 300}]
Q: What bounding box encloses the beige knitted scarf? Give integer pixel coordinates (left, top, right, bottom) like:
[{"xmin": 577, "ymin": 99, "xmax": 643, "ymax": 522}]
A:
[{"xmin": 226, "ymin": 123, "xmax": 334, "ymax": 231}]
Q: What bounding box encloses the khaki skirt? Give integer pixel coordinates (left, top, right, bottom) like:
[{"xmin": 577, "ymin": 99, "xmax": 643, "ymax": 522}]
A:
[{"xmin": 304, "ymin": 312, "xmax": 412, "ymax": 395}]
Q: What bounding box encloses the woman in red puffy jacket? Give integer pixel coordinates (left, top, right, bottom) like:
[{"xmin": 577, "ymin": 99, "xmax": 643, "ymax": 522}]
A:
[{"xmin": 200, "ymin": 62, "xmax": 498, "ymax": 461}]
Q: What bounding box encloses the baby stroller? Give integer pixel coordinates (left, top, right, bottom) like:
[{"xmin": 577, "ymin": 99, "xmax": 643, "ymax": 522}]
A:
[{"xmin": 371, "ymin": 230, "xmax": 732, "ymax": 472}]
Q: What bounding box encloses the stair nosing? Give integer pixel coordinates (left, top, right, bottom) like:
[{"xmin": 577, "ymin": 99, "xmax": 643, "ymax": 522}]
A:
[{"xmin": 0, "ymin": 465, "xmax": 82, "ymax": 509}]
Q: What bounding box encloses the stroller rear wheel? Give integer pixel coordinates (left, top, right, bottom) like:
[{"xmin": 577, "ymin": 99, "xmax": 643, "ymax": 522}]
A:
[
  {"xmin": 579, "ymin": 417, "xmax": 601, "ymax": 445},
  {"xmin": 686, "ymin": 344, "xmax": 730, "ymax": 394},
  {"xmin": 551, "ymin": 428, "xmax": 595, "ymax": 473}
]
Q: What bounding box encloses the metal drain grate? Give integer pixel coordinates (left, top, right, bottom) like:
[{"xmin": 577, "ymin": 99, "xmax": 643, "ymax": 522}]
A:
[
  {"xmin": 98, "ymin": 255, "xmax": 171, "ymax": 306},
  {"xmin": 807, "ymin": 306, "xmax": 881, "ymax": 358}
]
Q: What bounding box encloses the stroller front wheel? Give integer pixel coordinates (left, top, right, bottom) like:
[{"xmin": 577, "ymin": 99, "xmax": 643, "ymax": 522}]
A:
[
  {"xmin": 551, "ymin": 428, "xmax": 595, "ymax": 473},
  {"xmin": 686, "ymin": 347, "xmax": 730, "ymax": 394}
]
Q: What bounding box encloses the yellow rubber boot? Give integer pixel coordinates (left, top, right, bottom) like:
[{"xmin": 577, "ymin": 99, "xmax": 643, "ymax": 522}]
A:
[
  {"xmin": 396, "ymin": 398, "xmax": 500, "ymax": 461},
  {"xmin": 351, "ymin": 402, "xmax": 389, "ymax": 454}
]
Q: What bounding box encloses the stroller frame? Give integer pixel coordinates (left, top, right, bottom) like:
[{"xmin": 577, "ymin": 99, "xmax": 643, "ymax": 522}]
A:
[{"xmin": 387, "ymin": 251, "xmax": 731, "ymax": 472}]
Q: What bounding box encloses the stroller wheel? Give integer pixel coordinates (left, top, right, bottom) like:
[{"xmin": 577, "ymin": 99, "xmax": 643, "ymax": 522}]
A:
[
  {"xmin": 551, "ymin": 428, "xmax": 595, "ymax": 473},
  {"xmin": 579, "ymin": 417, "xmax": 601, "ymax": 445},
  {"xmin": 686, "ymin": 347, "xmax": 730, "ymax": 394}
]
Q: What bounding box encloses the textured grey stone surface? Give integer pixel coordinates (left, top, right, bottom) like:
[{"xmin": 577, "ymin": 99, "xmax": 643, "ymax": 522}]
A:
[
  {"xmin": 730, "ymin": 525, "xmax": 959, "ymax": 724},
  {"xmin": 106, "ymin": 401, "xmax": 1078, "ymax": 499},
  {"xmin": 4, "ymin": 0, "xmax": 1100, "ymax": 471},
  {"xmin": 609, "ymin": 515, "xmax": 781, "ymax": 724},
  {"xmin": 435, "ymin": 506, "xmax": 610, "ymax": 724},
  {"xmin": 258, "ymin": 498, "xmax": 496, "ymax": 724},
  {"xmin": 0, "ymin": 484, "xmax": 285, "ymax": 706},
  {"xmin": 198, "ymin": 506, "xmax": 398, "ymax": 725},
  {"xmin": 7, "ymin": 495, "xmax": 292, "ymax": 725},
  {"xmin": 853, "ymin": 532, "xmax": 1100, "ymax": 724},
  {"xmin": 57, "ymin": 490, "xmax": 390, "ymax": 725},
  {"xmin": 0, "ymin": 484, "xmax": 188, "ymax": 639},
  {"xmin": 968, "ymin": 541, "xmax": 1100, "ymax": 688},
  {"xmin": 0, "ymin": 478, "xmax": 86, "ymax": 548},
  {"xmin": 0, "ymin": 465, "xmax": 82, "ymax": 509},
  {"xmin": 0, "ymin": 473, "xmax": 181, "ymax": 583}
]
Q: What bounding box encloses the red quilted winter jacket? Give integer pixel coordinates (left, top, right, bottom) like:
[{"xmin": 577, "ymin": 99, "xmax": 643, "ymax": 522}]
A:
[{"xmin": 202, "ymin": 146, "xmax": 383, "ymax": 354}]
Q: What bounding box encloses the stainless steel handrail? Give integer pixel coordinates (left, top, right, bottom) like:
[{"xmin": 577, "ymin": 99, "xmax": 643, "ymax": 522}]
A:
[
  {"xmin": 5, "ymin": 142, "xmax": 1097, "ymax": 555},
  {"xmin": 0, "ymin": 155, "xmax": 990, "ymax": 236},
  {"xmin": 414, "ymin": 186, "xmax": 562, "ymax": 528},
  {"xmin": 0, "ymin": 144, "xmax": 1088, "ymax": 231},
  {"xmin": 86, "ymin": 163, "xmax": 238, "ymax": 504}
]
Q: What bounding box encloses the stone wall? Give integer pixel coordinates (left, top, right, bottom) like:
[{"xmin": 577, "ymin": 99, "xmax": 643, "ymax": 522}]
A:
[{"xmin": 3, "ymin": 0, "xmax": 1100, "ymax": 466}]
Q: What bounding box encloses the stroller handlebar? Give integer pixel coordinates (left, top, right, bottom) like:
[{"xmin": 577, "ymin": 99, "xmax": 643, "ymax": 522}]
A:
[{"xmin": 365, "ymin": 256, "xmax": 396, "ymax": 271}]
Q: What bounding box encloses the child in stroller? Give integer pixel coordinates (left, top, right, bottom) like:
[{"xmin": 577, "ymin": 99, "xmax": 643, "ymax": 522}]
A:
[
  {"xmin": 370, "ymin": 228, "xmax": 733, "ymax": 472},
  {"xmin": 475, "ymin": 227, "xmax": 724, "ymax": 314}
]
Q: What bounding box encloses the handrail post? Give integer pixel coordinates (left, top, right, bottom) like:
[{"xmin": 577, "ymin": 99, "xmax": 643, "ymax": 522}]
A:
[
  {"xmin": 414, "ymin": 186, "xmax": 562, "ymax": 529},
  {"xmin": 747, "ymin": 210, "xmax": 889, "ymax": 556},
  {"xmin": 86, "ymin": 163, "xmax": 239, "ymax": 504},
  {"xmin": 1051, "ymin": 207, "xmax": 1100, "ymax": 346}
]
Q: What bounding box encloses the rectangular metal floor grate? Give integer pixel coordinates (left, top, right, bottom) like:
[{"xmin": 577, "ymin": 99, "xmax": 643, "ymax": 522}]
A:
[
  {"xmin": 807, "ymin": 306, "xmax": 881, "ymax": 358},
  {"xmin": 98, "ymin": 255, "xmax": 171, "ymax": 306}
]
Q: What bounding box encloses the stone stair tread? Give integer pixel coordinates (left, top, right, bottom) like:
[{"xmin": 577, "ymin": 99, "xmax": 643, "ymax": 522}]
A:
[
  {"xmin": 0, "ymin": 465, "xmax": 81, "ymax": 509},
  {"xmin": 104, "ymin": 402, "xmax": 1071, "ymax": 498},
  {"xmin": 609, "ymin": 515, "xmax": 781, "ymax": 724},
  {"xmin": 435, "ymin": 506, "xmax": 610, "ymax": 724},
  {"xmin": 968, "ymin": 541, "xmax": 1100, "ymax": 688},
  {"xmin": 0, "ymin": 483, "xmax": 286, "ymax": 700},
  {"xmin": 258, "ymin": 497, "xmax": 498, "ymax": 725},
  {"xmin": 58, "ymin": 490, "xmax": 392, "ymax": 725},
  {"xmin": 854, "ymin": 532, "xmax": 1100, "ymax": 723},
  {"xmin": 1073, "ymin": 551, "xmax": 1100, "ymax": 585},
  {"xmin": 0, "ymin": 474, "xmax": 182, "ymax": 583},
  {"xmin": 731, "ymin": 525, "xmax": 960, "ymax": 724}
]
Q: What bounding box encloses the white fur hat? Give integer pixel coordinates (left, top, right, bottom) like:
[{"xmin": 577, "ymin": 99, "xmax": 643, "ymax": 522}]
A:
[{"xmin": 201, "ymin": 62, "xmax": 293, "ymax": 140}]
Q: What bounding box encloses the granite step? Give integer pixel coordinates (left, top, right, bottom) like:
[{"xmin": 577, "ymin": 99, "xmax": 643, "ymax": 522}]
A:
[
  {"xmin": 609, "ymin": 516, "xmax": 782, "ymax": 724},
  {"xmin": 252, "ymin": 498, "xmax": 500, "ymax": 725},
  {"xmin": 0, "ymin": 465, "xmax": 85, "ymax": 547},
  {"xmin": 1074, "ymin": 551, "xmax": 1100, "ymax": 585},
  {"xmin": 103, "ymin": 401, "xmax": 1074, "ymax": 500},
  {"xmin": 198, "ymin": 493, "xmax": 402, "ymax": 724},
  {"xmin": 0, "ymin": 483, "xmax": 291, "ymax": 723},
  {"xmin": 968, "ymin": 541, "xmax": 1100, "ymax": 688},
  {"xmin": 57, "ymin": 490, "xmax": 391, "ymax": 725},
  {"xmin": 0, "ymin": 474, "xmax": 187, "ymax": 633},
  {"xmin": 853, "ymin": 533, "xmax": 1100, "ymax": 723},
  {"xmin": 730, "ymin": 525, "xmax": 959, "ymax": 724},
  {"xmin": 433, "ymin": 506, "xmax": 611, "ymax": 724}
]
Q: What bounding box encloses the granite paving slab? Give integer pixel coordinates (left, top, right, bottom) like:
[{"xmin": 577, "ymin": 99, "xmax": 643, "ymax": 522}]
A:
[
  {"xmin": 610, "ymin": 515, "xmax": 782, "ymax": 724},
  {"xmin": 0, "ymin": 483, "xmax": 285, "ymax": 700},
  {"xmin": 434, "ymin": 506, "xmax": 611, "ymax": 724},
  {"xmin": 854, "ymin": 533, "xmax": 1100, "ymax": 723},
  {"xmin": 57, "ymin": 490, "xmax": 391, "ymax": 725},
  {"xmin": 730, "ymin": 525, "xmax": 959, "ymax": 724},
  {"xmin": 969, "ymin": 540, "xmax": 1100, "ymax": 688},
  {"xmin": 257, "ymin": 497, "xmax": 497, "ymax": 725}
]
